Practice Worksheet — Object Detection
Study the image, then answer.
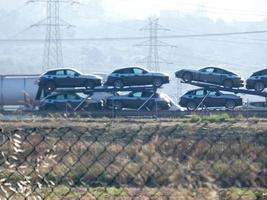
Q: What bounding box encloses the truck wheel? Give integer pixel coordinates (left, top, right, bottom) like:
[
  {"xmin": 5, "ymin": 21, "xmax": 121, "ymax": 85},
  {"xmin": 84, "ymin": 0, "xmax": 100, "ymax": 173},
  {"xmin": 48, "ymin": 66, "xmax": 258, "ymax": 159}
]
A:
[
  {"xmin": 113, "ymin": 80, "xmax": 124, "ymax": 89},
  {"xmin": 225, "ymin": 100, "xmax": 236, "ymax": 109},
  {"xmin": 182, "ymin": 72, "xmax": 193, "ymax": 83},
  {"xmin": 223, "ymin": 79, "xmax": 233, "ymax": 89},
  {"xmin": 254, "ymin": 82, "xmax": 265, "ymax": 92},
  {"xmin": 186, "ymin": 101, "xmax": 197, "ymax": 111}
]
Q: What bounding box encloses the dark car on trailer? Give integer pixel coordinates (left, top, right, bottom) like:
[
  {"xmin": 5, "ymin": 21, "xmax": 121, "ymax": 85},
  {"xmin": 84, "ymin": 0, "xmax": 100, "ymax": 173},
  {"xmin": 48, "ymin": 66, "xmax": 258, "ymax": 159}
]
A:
[
  {"xmin": 179, "ymin": 88, "xmax": 242, "ymax": 111},
  {"xmin": 246, "ymin": 69, "xmax": 267, "ymax": 91},
  {"xmin": 39, "ymin": 92, "xmax": 103, "ymax": 111},
  {"xmin": 106, "ymin": 91, "xmax": 172, "ymax": 111},
  {"xmin": 175, "ymin": 67, "xmax": 243, "ymax": 89},
  {"xmin": 105, "ymin": 67, "xmax": 169, "ymax": 88},
  {"xmin": 38, "ymin": 68, "xmax": 102, "ymax": 92}
]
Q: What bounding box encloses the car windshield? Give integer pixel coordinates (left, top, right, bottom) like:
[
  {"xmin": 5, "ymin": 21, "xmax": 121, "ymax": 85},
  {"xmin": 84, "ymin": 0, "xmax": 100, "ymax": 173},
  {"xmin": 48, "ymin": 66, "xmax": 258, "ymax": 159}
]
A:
[
  {"xmin": 252, "ymin": 70, "xmax": 267, "ymax": 76},
  {"xmin": 44, "ymin": 71, "xmax": 56, "ymax": 75}
]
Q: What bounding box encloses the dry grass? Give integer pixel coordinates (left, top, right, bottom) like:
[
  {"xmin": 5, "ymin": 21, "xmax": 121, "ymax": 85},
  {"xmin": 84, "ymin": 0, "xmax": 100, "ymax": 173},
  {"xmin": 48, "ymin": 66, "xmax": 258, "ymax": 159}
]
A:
[{"xmin": 0, "ymin": 119, "xmax": 267, "ymax": 199}]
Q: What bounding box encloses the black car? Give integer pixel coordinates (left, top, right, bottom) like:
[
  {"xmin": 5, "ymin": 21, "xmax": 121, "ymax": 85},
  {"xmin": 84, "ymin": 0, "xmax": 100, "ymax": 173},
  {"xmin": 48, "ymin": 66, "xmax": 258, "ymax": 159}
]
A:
[
  {"xmin": 38, "ymin": 68, "xmax": 102, "ymax": 92},
  {"xmin": 105, "ymin": 67, "xmax": 169, "ymax": 88},
  {"xmin": 39, "ymin": 92, "xmax": 103, "ymax": 111},
  {"xmin": 179, "ymin": 88, "xmax": 242, "ymax": 111},
  {"xmin": 175, "ymin": 67, "xmax": 243, "ymax": 88},
  {"xmin": 106, "ymin": 91, "xmax": 172, "ymax": 111},
  {"xmin": 246, "ymin": 69, "xmax": 267, "ymax": 91}
]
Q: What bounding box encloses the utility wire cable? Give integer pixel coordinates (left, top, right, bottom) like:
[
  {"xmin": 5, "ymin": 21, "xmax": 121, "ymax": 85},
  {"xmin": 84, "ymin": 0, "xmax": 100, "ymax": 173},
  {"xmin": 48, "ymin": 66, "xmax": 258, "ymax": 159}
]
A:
[{"xmin": 0, "ymin": 30, "xmax": 266, "ymax": 43}]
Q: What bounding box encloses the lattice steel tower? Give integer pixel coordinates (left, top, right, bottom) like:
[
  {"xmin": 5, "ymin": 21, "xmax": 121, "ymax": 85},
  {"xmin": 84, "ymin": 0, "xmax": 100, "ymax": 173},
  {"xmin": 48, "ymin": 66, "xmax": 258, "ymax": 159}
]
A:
[
  {"xmin": 28, "ymin": 0, "xmax": 74, "ymax": 72},
  {"xmin": 136, "ymin": 18, "xmax": 173, "ymax": 71}
]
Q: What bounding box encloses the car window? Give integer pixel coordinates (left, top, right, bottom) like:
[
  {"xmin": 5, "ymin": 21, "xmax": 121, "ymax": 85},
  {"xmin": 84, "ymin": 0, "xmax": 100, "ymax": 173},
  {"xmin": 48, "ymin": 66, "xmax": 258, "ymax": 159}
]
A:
[
  {"xmin": 214, "ymin": 68, "xmax": 226, "ymax": 74},
  {"xmin": 56, "ymin": 95, "xmax": 65, "ymax": 100},
  {"xmin": 195, "ymin": 90, "xmax": 205, "ymax": 96},
  {"xmin": 45, "ymin": 71, "xmax": 56, "ymax": 75},
  {"xmin": 186, "ymin": 91, "xmax": 195, "ymax": 95},
  {"xmin": 55, "ymin": 70, "xmax": 65, "ymax": 76},
  {"xmin": 132, "ymin": 92, "xmax": 142, "ymax": 97},
  {"xmin": 205, "ymin": 68, "xmax": 214, "ymax": 73},
  {"xmin": 200, "ymin": 68, "xmax": 214, "ymax": 73},
  {"xmin": 123, "ymin": 68, "xmax": 134, "ymax": 74},
  {"xmin": 208, "ymin": 91, "xmax": 218, "ymax": 96},
  {"xmin": 133, "ymin": 68, "xmax": 144, "ymax": 74},
  {"xmin": 67, "ymin": 94, "xmax": 80, "ymax": 100},
  {"xmin": 66, "ymin": 70, "xmax": 77, "ymax": 76}
]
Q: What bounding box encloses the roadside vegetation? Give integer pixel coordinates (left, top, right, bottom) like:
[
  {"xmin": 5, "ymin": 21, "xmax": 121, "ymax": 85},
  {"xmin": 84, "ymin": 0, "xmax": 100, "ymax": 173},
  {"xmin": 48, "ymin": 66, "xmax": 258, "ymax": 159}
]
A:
[{"xmin": 0, "ymin": 119, "xmax": 266, "ymax": 199}]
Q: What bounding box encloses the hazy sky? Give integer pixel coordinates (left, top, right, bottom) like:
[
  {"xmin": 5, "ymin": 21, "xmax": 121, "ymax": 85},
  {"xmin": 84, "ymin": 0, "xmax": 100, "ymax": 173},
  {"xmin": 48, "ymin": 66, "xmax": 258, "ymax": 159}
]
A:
[
  {"xmin": 1, "ymin": 0, "xmax": 267, "ymax": 22},
  {"xmin": 104, "ymin": 0, "xmax": 267, "ymax": 21}
]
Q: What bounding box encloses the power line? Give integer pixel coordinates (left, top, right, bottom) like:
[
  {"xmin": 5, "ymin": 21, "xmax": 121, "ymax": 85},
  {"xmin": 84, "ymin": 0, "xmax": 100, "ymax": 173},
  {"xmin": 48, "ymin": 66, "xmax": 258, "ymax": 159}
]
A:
[{"xmin": 0, "ymin": 30, "xmax": 266, "ymax": 43}]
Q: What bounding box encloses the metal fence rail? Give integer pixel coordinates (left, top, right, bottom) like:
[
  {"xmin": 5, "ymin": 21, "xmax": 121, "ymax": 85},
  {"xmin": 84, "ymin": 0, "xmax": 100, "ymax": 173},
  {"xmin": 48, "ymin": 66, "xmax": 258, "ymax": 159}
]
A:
[{"xmin": 0, "ymin": 123, "xmax": 267, "ymax": 199}]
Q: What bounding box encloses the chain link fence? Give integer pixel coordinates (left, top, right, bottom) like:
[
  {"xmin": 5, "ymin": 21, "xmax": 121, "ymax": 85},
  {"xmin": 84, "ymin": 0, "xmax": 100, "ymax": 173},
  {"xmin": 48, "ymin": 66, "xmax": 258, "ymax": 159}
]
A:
[{"xmin": 0, "ymin": 121, "xmax": 267, "ymax": 199}]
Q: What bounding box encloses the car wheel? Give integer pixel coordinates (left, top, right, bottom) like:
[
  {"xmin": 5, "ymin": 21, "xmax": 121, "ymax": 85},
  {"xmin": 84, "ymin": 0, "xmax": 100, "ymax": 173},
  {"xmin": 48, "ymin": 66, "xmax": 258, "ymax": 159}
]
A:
[
  {"xmin": 223, "ymin": 79, "xmax": 233, "ymax": 89},
  {"xmin": 153, "ymin": 78, "xmax": 163, "ymax": 88},
  {"xmin": 112, "ymin": 101, "xmax": 123, "ymax": 110},
  {"xmin": 182, "ymin": 72, "xmax": 193, "ymax": 83},
  {"xmin": 254, "ymin": 82, "xmax": 265, "ymax": 92},
  {"xmin": 113, "ymin": 79, "xmax": 124, "ymax": 89},
  {"xmin": 44, "ymin": 81, "xmax": 56, "ymax": 92},
  {"xmin": 85, "ymin": 80, "xmax": 95, "ymax": 89},
  {"xmin": 186, "ymin": 101, "xmax": 197, "ymax": 111},
  {"xmin": 225, "ymin": 100, "xmax": 236, "ymax": 109}
]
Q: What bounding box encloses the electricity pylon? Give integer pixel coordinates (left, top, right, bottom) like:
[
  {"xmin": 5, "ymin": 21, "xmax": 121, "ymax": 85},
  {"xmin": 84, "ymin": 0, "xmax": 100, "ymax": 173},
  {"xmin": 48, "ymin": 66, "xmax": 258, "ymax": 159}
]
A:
[
  {"xmin": 28, "ymin": 0, "xmax": 75, "ymax": 72},
  {"xmin": 136, "ymin": 18, "xmax": 174, "ymax": 71}
]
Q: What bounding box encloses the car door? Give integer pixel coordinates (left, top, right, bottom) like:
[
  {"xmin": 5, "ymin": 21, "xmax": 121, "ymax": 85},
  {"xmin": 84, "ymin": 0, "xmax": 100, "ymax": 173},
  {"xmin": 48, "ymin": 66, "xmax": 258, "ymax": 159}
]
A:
[
  {"xmin": 65, "ymin": 70, "xmax": 80, "ymax": 87},
  {"xmin": 65, "ymin": 94, "xmax": 82, "ymax": 110},
  {"xmin": 194, "ymin": 89, "xmax": 206, "ymax": 106},
  {"xmin": 54, "ymin": 94, "xmax": 66, "ymax": 110},
  {"xmin": 54, "ymin": 70, "xmax": 67, "ymax": 87},
  {"xmin": 141, "ymin": 91, "xmax": 155, "ymax": 108},
  {"xmin": 132, "ymin": 68, "xmax": 148, "ymax": 85},
  {"xmin": 121, "ymin": 68, "xmax": 135, "ymax": 85},
  {"xmin": 199, "ymin": 68, "xmax": 215, "ymax": 83},
  {"xmin": 213, "ymin": 68, "xmax": 228, "ymax": 84},
  {"xmin": 205, "ymin": 90, "xmax": 224, "ymax": 107},
  {"xmin": 125, "ymin": 92, "xmax": 143, "ymax": 109}
]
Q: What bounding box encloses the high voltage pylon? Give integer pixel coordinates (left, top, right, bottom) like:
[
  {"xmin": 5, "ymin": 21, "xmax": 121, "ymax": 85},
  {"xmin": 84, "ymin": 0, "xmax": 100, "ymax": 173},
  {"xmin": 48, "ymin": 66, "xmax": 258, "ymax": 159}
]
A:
[
  {"xmin": 28, "ymin": 0, "xmax": 75, "ymax": 72},
  {"xmin": 136, "ymin": 18, "xmax": 175, "ymax": 71}
]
